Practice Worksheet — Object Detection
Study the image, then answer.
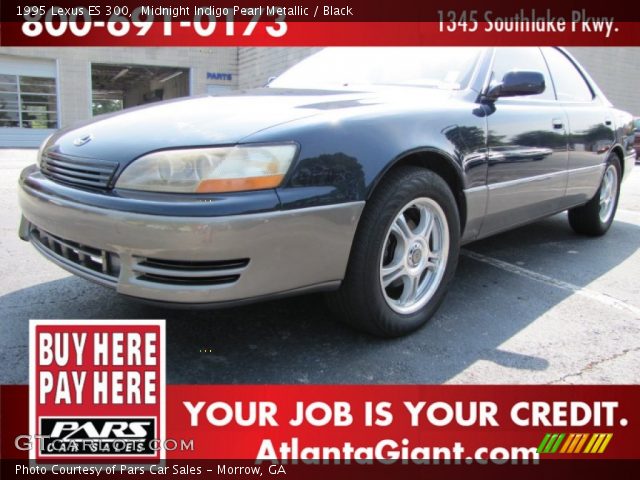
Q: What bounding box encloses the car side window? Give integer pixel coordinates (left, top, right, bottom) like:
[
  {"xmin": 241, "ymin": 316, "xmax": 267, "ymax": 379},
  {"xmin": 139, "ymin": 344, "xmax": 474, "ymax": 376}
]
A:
[
  {"xmin": 542, "ymin": 48, "xmax": 594, "ymax": 103},
  {"xmin": 490, "ymin": 47, "xmax": 555, "ymax": 101}
]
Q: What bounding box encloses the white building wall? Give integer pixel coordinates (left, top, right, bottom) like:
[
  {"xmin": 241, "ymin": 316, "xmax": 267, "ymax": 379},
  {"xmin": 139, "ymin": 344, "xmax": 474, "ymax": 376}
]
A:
[
  {"xmin": 237, "ymin": 47, "xmax": 320, "ymax": 89},
  {"xmin": 0, "ymin": 47, "xmax": 238, "ymax": 128},
  {"xmin": 567, "ymin": 47, "xmax": 640, "ymax": 115}
]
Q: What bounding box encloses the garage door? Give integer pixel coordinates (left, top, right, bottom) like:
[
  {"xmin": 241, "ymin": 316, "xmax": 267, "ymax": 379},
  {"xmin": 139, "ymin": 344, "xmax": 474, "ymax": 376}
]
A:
[{"xmin": 0, "ymin": 55, "xmax": 58, "ymax": 148}]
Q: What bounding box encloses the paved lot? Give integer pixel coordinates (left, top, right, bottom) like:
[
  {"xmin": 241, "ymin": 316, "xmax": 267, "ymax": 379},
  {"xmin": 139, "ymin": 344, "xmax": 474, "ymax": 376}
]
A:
[{"xmin": 1, "ymin": 150, "xmax": 639, "ymax": 385}]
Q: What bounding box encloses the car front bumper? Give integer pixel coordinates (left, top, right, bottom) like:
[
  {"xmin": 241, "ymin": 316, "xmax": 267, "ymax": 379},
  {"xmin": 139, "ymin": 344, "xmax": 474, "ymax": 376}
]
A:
[{"xmin": 18, "ymin": 168, "xmax": 364, "ymax": 305}]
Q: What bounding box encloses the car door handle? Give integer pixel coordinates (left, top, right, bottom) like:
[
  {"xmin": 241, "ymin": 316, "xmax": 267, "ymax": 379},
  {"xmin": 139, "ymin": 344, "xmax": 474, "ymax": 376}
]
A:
[
  {"xmin": 552, "ymin": 118, "xmax": 564, "ymax": 130},
  {"xmin": 604, "ymin": 118, "xmax": 613, "ymax": 126}
]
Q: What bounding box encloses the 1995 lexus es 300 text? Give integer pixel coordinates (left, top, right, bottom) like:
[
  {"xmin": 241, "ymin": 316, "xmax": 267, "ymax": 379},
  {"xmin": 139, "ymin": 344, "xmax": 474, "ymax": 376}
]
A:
[{"xmin": 18, "ymin": 47, "xmax": 635, "ymax": 337}]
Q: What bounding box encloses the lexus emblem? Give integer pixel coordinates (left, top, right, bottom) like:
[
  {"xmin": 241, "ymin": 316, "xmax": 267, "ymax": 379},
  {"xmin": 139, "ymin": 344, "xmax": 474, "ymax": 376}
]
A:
[{"xmin": 73, "ymin": 134, "xmax": 94, "ymax": 146}]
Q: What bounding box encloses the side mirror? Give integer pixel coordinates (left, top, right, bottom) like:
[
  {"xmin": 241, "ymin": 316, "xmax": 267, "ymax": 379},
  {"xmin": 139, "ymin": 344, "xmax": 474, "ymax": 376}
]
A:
[{"xmin": 486, "ymin": 71, "xmax": 546, "ymax": 100}]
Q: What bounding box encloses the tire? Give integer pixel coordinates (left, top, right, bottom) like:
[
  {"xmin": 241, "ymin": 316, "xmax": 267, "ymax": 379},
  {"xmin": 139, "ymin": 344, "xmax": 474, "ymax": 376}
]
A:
[
  {"xmin": 568, "ymin": 155, "xmax": 621, "ymax": 236},
  {"xmin": 327, "ymin": 166, "xmax": 460, "ymax": 337}
]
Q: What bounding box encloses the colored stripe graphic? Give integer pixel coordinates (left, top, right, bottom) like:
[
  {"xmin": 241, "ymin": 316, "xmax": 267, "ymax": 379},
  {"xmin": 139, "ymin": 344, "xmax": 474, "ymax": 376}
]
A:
[
  {"xmin": 539, "ymin": 433, "xmax": 613, "ymax": 454},
  {"xmin": 537, "ymin": 433, "xmax": 551, "ymax": 453},
  {"xmin": 559, "ymin": 433, "xmax": 575, "ymax": 453},
  {"xmin": 597, "ymin": 434, "xmax": 613, "ymax": 453},
  {"xmin": 550, "ymin": 433, "xmax": 565, "ymax": 453},
  {"xmin": 569, "ymin": 433, "xmax": 585, "ymax": 453},
  {"xmin": 586, "ymin": 433, "xmax": 614, "ymax": 454},
  {"xmin": 588, "ymin": 434, "xmax": 606, "ymax": 453},
  {"xmin": 584, "ymin": 434, "xmax": 599, "ymax": 453},
  {"xmin": 574, "ymin": 433, "xmax": 589, "ymax": 453},
  {"xmin": 544, "ymin": 434, "xmax": 559, "ymax": 453}
]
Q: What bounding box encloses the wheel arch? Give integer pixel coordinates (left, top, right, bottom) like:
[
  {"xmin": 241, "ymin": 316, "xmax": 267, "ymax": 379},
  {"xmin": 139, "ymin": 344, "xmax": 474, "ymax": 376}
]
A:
[
  {"xmin": 367, "ymin": 148, "xmax": 467, "ymax": 233},
  {"xmin": 610, "ymin": 144, "xmax": 625, "ymax": 179}
]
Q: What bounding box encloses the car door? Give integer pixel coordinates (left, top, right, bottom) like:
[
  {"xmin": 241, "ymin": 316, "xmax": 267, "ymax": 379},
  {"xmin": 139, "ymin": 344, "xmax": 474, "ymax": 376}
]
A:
[
  {"xmin": 480, "ymin": 47, "xmax": 569, "ymax": 237},
  {"xmin": 541, "ymin": 47, "xmax": 616, "ymax": 207}
]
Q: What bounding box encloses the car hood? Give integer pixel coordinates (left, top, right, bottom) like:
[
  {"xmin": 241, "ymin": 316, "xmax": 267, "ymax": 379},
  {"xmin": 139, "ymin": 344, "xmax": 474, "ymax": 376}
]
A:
[
  {"xmin": 46, "ymin": 87, "xmax": 456, "ymax": 166},
  {"xmin": 44, "ymin": 89, "xmax": 360, "ymax": 163}
]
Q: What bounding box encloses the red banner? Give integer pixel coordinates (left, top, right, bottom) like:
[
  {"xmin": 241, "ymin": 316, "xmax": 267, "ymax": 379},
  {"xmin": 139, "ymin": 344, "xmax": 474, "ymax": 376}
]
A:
[
  {"xmin": 3, "ymin": 384, "xmax": 640, "ymax": 462},
  {"xmin": 2, "ymin": 1, "xmax": 640, "ymax": 46},
  {"xmin": 2, "ymin": 21, "xmax": 640, "ymax": 46}
]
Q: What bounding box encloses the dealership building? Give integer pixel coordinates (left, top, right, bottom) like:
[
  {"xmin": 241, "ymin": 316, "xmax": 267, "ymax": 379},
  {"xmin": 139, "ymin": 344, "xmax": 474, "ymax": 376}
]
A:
[{"xmin": 0, "ymin": 46, "xmax": 638, "ymax": 147}]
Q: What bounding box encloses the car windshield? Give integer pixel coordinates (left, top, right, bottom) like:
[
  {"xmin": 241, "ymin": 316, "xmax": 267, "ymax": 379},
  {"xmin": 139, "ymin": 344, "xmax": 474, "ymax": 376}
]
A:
[{"xmin": 269, "ymin": 47, "xmax": 483, "ymax": 91}]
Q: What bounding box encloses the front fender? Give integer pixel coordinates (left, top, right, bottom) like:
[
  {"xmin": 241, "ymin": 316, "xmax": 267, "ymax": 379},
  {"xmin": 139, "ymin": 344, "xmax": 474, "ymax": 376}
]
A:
[{"xmin": 242, "ymin": 104, "xmax": 488, "ymax": 211}]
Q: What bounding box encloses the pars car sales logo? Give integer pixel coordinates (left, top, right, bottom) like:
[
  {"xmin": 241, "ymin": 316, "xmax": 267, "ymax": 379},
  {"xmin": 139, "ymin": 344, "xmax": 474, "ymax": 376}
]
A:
[{"xmin": 29, "ymin": 320, "xmax": 165, "ymax": 462}]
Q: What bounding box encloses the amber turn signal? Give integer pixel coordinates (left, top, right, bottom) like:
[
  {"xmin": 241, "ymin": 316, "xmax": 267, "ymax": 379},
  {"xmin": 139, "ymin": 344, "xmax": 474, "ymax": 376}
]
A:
[{"xmin": 196, "ymin": 174, "xmax": 285, "ymax": 193}]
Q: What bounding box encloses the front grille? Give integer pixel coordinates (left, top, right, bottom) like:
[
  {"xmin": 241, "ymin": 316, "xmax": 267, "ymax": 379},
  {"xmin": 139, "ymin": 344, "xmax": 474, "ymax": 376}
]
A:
[
  {"xmin": 41, "ymin": 152, "xmax": 118, "ymax": 189},
  {"xmin": 132, "ymin": 257, "xmax": 250, "ymax": 287},
  {"xmin": 30, "ymin": 226, "xmax": 120, "ymax": 283}
]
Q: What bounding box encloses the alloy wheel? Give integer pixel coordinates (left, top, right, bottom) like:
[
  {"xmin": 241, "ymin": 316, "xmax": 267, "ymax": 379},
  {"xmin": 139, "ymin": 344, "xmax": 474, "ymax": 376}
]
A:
[{"xmin": 379, "ymin": 197, "xmax": 450, "ymax": 315}]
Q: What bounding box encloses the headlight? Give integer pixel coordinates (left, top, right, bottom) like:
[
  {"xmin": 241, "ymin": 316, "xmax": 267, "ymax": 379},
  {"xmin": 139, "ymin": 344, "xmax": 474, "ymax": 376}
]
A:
[
  {"xmin": 115, "ymin": 144, "xmax": 298, "ymax": 193},
  {"xmin": 36, "ymin": 134, "xmax": 53, "ymax": 168}
]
